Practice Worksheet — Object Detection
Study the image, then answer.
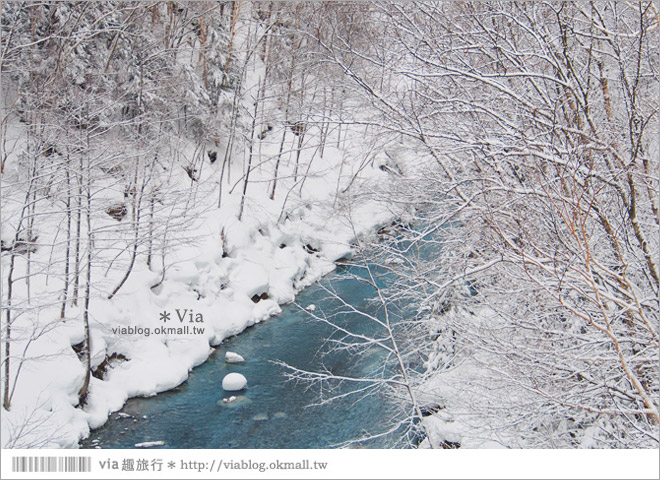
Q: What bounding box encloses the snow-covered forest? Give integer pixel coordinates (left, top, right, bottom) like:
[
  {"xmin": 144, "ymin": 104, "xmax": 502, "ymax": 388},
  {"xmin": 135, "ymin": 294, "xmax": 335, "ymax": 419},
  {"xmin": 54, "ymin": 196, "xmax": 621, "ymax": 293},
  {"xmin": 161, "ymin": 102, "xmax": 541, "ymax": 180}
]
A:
[{"xmin": 1, "ymin": 1, "xmax": 658, "ymax": 449}]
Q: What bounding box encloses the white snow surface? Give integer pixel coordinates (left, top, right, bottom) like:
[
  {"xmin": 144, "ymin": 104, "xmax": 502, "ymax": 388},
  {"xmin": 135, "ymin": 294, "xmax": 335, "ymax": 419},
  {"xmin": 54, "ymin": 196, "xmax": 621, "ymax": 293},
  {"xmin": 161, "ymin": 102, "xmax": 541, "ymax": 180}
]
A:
[
  {"xmin": 0, "ymin": 93, "xmax": 413, "ymax": 448},
  {"xmin": 222, "ymin": 373, "xmax": 247, "ymax": 392}
]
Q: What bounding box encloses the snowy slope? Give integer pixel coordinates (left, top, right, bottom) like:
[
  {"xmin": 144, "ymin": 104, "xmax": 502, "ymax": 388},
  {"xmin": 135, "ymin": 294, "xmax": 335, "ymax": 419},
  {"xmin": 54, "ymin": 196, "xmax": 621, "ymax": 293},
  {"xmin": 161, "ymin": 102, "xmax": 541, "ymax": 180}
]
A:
[{"xmin": 0, "ymin": 101, "xmax": 411, "ymax": 448}]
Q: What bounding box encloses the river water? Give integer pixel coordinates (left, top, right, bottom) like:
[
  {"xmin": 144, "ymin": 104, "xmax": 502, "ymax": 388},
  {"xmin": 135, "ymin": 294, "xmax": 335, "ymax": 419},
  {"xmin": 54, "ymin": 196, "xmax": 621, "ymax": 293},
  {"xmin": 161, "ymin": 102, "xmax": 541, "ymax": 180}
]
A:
[{"xmin": 81, "ymin": 253, "xmax": 420, "ymax": 449}]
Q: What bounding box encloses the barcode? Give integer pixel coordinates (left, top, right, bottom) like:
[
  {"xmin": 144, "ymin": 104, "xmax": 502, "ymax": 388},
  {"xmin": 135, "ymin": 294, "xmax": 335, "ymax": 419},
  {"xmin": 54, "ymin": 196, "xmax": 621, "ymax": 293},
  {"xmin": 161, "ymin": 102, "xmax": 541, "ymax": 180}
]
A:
[{"xmin": 11, "ymin": 456, "xmax": 91, "ymax": 473}]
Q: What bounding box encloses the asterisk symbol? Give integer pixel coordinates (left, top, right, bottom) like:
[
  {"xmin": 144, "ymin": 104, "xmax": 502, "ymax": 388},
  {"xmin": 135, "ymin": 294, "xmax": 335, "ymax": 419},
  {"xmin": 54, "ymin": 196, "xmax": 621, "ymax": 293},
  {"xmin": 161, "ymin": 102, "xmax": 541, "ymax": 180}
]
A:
[
  {"xmin": 167, "ymin": 461, "xmax": 176, "ymax": 469},
  {"xmin": 159, "ymin": 311, "xmax": 170, "ymax": 322}
]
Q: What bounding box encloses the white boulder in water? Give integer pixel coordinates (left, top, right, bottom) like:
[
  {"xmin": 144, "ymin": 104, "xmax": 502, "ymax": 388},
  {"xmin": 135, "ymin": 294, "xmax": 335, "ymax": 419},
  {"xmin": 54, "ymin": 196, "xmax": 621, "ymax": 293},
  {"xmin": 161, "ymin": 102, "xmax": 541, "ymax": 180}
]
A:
[
  {"xmin": 135, "ymin": 441, "xmax": 165, "ymax": 448},
  {"xmin": 222, "ymin": 372, "xmax": 247, "ymax": 391},
  {"xmin": 225, "ymin": 351, "xmax": 245, "ymax": 364}
]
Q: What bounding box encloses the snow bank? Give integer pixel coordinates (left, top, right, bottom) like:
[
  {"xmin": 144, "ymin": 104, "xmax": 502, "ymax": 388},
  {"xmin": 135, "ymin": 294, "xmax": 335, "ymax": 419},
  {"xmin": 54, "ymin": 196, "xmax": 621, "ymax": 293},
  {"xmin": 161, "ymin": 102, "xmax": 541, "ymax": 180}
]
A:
[
  {"xmin": 229, "ymin": 262, "xmax": 269, "ymax": 298},
  {"xmin": 1, "ymin": 183, "xmax": 404, "ymax": 448}
]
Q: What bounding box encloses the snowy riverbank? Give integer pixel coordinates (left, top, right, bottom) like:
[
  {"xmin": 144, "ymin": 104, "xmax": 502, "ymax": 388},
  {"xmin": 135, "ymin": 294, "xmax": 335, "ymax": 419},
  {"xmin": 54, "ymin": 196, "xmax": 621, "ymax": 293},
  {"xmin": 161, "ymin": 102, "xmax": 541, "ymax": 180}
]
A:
[
  {"xmin": 0, "ymin": 2, "xmax": 421, "ymax": 449},
  {"xmin": 1, "ymin": 122, "xmax": 410, "ymax": 448}
]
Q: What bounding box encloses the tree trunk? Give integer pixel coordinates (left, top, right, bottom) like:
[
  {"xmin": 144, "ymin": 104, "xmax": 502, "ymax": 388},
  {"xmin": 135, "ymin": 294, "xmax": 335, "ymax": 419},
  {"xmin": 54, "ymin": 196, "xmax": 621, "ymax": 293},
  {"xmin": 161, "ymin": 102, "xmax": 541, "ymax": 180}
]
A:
[
  {"xmin": 238, "ymin": 76, "xmax": 263, "ymax": 220},
  {"xmin": 72, "ymin": 155, "xmax": 82, "ymax": 306},
  {"xmin": 269, "ymin": 51, "xmax": 296, "ymax": 200},
  {"xmin": 77, "ymin": 154, "xmax": 94, "ymax": 407},
  {"xmin": 218, "ymin": 72, "xmax": 243, "ymax": 208},
  {"xmin": 60, "ymin": 160, "xmax": 72, "ymax": 318},
  {"xmin": 146, "ymin": 190, "xmax": 155, "ymax": 270},
  {"xmin": 223, "ymin": 1, "xmax": 240, "ymax": 83},
  {"xmin": 108, "ymin": 158, "xmax": 144, "ymax": 299},
  {"xmin": 3, "ymin": 254, "xmax": 16, "ymax": 411}
]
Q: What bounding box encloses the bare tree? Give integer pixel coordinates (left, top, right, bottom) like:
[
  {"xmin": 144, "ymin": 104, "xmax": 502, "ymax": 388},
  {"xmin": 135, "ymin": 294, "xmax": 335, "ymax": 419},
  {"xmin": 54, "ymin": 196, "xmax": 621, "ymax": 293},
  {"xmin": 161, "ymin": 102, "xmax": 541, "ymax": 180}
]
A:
[
  {"xmin": 279, "ymin": 261, "xmax": 439, "ymax": 448},
  {"xmin": 285, "ymin": 0, "xmax": 659, "ymax": 447}
]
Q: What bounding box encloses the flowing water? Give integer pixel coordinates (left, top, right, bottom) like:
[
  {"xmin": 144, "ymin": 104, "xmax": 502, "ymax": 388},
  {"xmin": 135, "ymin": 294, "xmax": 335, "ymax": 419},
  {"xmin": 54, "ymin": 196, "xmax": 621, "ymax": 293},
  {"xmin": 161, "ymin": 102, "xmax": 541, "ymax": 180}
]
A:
[{"xmin": 81, "ymin": 255, "xmax": 420, "ymax": 449}]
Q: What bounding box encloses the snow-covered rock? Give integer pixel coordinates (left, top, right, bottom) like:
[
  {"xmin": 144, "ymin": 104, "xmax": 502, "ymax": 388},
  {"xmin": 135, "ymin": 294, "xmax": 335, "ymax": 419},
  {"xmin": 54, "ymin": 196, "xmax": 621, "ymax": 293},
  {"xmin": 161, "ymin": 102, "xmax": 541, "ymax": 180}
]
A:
[
  {"xmin": 222, "ymin": 372, "xmax": 247, "ymax": 391},
  {"xmin": 217, "ymin": 395, "xmax": 252, "ymax": 408},
  {"xmin": 135, "ymin": 441, "xmax": 165, "ymax": 448},
  {"xmin": 225, "ymin": 352, "xmax": 245, "ymax": 364}
]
